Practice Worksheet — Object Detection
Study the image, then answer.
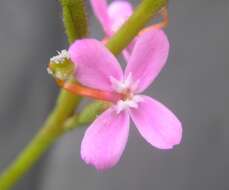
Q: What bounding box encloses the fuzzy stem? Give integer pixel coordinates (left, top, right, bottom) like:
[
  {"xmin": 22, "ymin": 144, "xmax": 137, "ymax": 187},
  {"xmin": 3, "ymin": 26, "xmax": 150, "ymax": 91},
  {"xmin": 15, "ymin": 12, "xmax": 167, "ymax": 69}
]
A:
[
  {"xmin": 64, "ymin": 101, "xmax": 109, "ymax": 131},
  {"xmin": 0, "ymin": 0, "xmax": 87, "ymax": 188},
  {"xmin": 0, "ymin": 0, "xmax": 167, "ymax": 189},
  {"xmin": 60, "ymin": 0, "xmax": 88, "ymax": 43},
  {"xmin": 106, "ymin": 0, "xmax": 166, "ymax": 54},
  {"xmin": 0, "ymin": 91, "xmax": 80, "ymax": 190}
]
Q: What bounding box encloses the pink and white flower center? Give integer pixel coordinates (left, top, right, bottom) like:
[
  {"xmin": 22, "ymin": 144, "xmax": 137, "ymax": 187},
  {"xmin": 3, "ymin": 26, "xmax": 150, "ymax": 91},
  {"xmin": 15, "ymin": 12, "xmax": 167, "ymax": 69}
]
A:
[{"xmin": 110, "ymin": 73, "xmax": 143, "ymax": 113}]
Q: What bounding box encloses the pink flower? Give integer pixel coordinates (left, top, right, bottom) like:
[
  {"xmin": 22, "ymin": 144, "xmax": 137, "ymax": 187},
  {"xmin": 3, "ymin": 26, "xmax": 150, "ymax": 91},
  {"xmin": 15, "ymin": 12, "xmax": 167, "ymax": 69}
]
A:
[
  {"xmin": 90, "ymin": 0, "xmax": 169, "ymax": 61},
  {"xmin": 90, "ymin": 0, "xmax": 135, "ymax": 60},
  {"xmin": 90, "ymin": 0, "xmax": 133, "ymax": 36},
  {"xmin": 69, "ymin": 29, "xmax": 182, "ymax": 170}
]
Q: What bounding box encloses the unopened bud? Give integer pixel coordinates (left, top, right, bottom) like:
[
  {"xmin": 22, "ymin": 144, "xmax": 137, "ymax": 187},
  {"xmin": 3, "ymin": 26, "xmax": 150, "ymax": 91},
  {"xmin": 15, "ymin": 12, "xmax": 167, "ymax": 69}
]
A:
[{"xmin": 47, "ymin": 50, "xmax": 75, "ymax": 80}]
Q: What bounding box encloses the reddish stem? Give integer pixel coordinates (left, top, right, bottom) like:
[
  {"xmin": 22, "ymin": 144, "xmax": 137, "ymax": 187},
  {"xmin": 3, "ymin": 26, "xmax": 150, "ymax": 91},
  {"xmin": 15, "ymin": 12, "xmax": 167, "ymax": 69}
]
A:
[{"xmin": 57, "ymin": 79, "xmax": 122, "ymax": 103}]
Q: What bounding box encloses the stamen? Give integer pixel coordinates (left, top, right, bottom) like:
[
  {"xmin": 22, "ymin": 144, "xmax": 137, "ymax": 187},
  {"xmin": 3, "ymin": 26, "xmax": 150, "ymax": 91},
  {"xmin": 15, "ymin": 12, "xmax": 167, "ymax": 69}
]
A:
[
  {"xmin": 115, "ymin": 95, "xmax": 143, "ymax": 114},
  {"xmin": 110, "ymin": 73, "xmax": 139, "ymax": 94},
  {"xmin": 110, "ymin": 76, "xmax": 125, "ymax": 93}
]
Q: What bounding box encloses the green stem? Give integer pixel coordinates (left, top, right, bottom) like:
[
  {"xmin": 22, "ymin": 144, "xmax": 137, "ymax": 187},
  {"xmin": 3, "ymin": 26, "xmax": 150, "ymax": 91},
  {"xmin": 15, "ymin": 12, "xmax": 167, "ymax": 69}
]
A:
[
  {"xmin": 106, "ymin": 0, "xmax": 166, "ymax": 54},
  {"xmin": 0, "ymin": 0, "xmax": 166, "ymax": 189},
  {"xmin": 64, "ymin": 101, "xmax": 109, "ymax": 131},
  {"xmin": 0, "ymin": 91, "xmax": 80, "ymax": 190},
  {"xmin": 0, "ymin": 0, "xmax": 87, "ymax": 188},
  {"xmin": 60, "ymin": 0, "xmax": 88, "ymax": 43}
]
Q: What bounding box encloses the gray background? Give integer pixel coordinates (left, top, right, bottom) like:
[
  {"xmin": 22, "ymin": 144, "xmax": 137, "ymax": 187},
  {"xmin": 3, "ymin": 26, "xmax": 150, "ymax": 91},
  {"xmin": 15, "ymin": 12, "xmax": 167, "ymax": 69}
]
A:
[{"xmin": 0, "ymin": 0, "xmax": 229, "ymax": 189}]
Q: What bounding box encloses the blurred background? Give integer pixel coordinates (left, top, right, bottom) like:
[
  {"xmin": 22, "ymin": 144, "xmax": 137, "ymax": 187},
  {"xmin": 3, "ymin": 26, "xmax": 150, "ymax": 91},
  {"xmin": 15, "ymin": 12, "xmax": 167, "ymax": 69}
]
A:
[{"xmin": 0, "ymin": 0, "xmax": 229, "ymax": 189}]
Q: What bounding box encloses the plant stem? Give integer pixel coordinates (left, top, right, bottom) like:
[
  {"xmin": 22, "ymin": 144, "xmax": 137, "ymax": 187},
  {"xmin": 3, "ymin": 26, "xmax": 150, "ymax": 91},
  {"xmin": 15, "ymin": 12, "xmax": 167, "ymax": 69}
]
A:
[
  {"xmin": 60, "ymin": 0, "xmax": 88, "ymax": 43},
  {"xmin": 106, "ymin": 0, "xmax": 166, "ymax": 55},
  {"xmin": 0, "ymin": 0, "xmax": 87, "ymax": 188},
  {"xmin": 0, "ymin": 0, "xmax": 167, "ymax": 189},
  {"xmin": 0, "ymin": 91, "xmax": 80, "ymax": 190},
  {"xmin": 64, "ymin": 101, "xmax": 110, "ymax": 131}
]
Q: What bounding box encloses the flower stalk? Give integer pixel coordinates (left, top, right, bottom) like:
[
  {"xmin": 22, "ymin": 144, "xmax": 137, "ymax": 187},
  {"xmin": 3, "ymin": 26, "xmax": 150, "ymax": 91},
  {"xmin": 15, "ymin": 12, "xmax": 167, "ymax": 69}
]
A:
[
  {"xmin": 0, "ymin": 0, "xmax": 87, "ymax": 189},
  {"xmin": 58, "ymin": 79, "xmax": 122, "ymax": 102},
  {"xmin": 60, "ymin": 0, "xmax": 88, "ymax": 43},
  {"xmin": 0, "ymin": 0, "xmax": 167, "ymax": 189},
  {"xmin": 64, "ymin": 101, "xmax": 110, "ymax": 131},
  {"xmin": 106, "ymin": 0, "xmax": 167, "ymax": 55}
]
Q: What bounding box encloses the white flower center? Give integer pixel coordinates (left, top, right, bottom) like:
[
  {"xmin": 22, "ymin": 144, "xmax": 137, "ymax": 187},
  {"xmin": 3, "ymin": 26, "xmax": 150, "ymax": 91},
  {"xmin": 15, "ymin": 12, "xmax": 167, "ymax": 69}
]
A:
[
  {"xmin": 109, "ymin": 73, "xmax": 139, "ymax": 93},
  {"xmin": 115, "ymin": 95, "xmax": 143, "ymax": 114},
  {"xmin": 110, "ymin": 73, "xmax": 142, "ymax": 113}
]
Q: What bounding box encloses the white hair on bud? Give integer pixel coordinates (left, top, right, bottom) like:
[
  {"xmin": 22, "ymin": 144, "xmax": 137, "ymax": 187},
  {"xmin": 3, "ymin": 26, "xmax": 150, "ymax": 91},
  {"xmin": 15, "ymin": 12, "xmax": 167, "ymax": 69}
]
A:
[
  {"xmin": 50, "ymin": 49, "xmax": 70, "ymax": 64},
  {"xmin": 46, "ymin": 67, "xmax": 53, "ymax": 75}
]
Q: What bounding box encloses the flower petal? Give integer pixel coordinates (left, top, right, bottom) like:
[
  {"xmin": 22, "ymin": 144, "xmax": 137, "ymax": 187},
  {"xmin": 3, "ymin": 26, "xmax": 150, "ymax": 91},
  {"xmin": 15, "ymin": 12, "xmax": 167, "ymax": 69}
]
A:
[
  {"xmin": 81, "ymin": 107, "xmax": 130, "ymax": 170},
  {"xmin": 130, "ymin": 96, "xmax": 182, "ymax": 149},
  {"xmin": 69, "ymin": 39, "xmax": 123, "ymax": 91},
  {"xmin": 122, "ymin": 50, "xmax": 131, "ymax": 62},
  {"xmin": 122, "ymin": 39, "xmax": 136, "ymax": 62},
  {"xmin": 108, "ymin": 0, "xmax": 133, "ymax": 33},
  {"xmin": 90, "ymin": 0, "xmax": 112, "ymax": 36},
  {"xmin": 125, "ymin": 29, "xmax": 169, "ymax": 93}
]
